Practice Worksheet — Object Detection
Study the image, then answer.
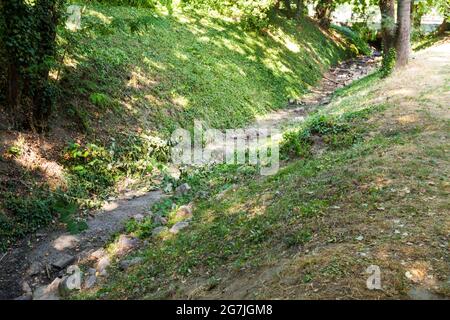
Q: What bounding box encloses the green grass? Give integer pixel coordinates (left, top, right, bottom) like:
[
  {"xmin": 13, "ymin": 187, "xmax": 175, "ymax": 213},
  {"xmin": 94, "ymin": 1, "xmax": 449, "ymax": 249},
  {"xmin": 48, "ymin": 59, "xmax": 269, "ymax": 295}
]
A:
[
  {"xmin": 75, "ymin": 71, "xmax": 407, "ymax": 298},
  {"xmin": 60, "ymin": 3, "xmax": 350, "ymax": 136},
  {"xmin": 412, "ymin": 31, "xmax": 449, "ymax": 51},
  {"xmin": 84, "ymin": 116, "xmax": 407, "ymax": 299},
  {"xmin": 81, "ymin": 66, "xmax": 450, "ymax": 299},
  {"xmin": 0, "ymin": 2, "xmax": 353, "ymax": 251}
]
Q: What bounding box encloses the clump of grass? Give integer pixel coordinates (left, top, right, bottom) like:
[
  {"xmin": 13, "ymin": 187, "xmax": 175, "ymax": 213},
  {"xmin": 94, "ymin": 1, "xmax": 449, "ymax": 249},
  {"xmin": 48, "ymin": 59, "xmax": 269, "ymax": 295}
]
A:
[
  {"xmin": 0, "ymin": 192, "xmax": 83, "ymax": 251},
  {"xmin": 63, "ymin": 133, "xmax": 169, "ymax": 208},
  {"xmin": 331, "ymin": 24, "xmax": 372, "ymax": 56},
  {"xmin": 285, "ymin": 229, "xmax": 313, "ymax": 247},
  {"xmin": 381, "ymin": 48, "xmax": 396, "ymax": 78}
]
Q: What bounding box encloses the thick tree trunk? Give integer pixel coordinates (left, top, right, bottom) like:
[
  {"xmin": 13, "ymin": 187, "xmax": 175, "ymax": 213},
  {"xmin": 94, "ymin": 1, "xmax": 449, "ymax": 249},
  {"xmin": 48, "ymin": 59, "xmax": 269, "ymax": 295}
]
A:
[
  {"xmin": 395, "ymin": 0, "xmax": 412, "ymax": 68},
  {"xmin": 31, "ymin": 0, "xmax": 60, "ymax": 132},
  {"xmin": 283, "ymin": 0, "xmax": 292, "ymax": 14},
  {"xmin": 315, "ymin": 0, "xmax": 333, "ymax": 29},
  {"xmin": 438, "ymin": 14, "xmax": 449, "ymax": 35},
  {"xmin": 295, "ymin": 0, "xmax": 304, "ymax": 20},
  {"xmin": 6, "ymin": 63, "xmax": 20, "ymax": 113},
  {"xmin": 379, "ymin": 0, "xmax": 396, "ymax": 53}
]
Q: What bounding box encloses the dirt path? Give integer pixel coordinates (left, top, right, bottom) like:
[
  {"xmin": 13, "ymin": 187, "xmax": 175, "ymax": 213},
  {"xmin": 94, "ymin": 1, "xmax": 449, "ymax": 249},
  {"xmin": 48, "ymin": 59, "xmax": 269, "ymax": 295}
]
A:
[
  {"xmin": 254, "ymin": 54, "xmax": 380, "ymax": 130},
  {"xmin": 0, "ymin": 54, "xmax": 379, "ymax": 300},
  {"xmin": 0, "ymin": 190, "xmax": 165, "ymax": 299}
]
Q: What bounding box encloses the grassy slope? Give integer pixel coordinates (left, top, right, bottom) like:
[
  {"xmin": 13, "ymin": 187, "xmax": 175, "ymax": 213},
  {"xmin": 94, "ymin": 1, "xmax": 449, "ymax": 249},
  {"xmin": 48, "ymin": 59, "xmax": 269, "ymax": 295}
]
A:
[
  {"xmin": 80, "ymin": 42, "xmax": 450, "ymax": 300},
  {"xmin": 61, "ymin": 3, "xmax": 349, "ymax": 136},
  {"xmin": 0, "ymin": 4, "xmax": 352, "ymax": 248}
]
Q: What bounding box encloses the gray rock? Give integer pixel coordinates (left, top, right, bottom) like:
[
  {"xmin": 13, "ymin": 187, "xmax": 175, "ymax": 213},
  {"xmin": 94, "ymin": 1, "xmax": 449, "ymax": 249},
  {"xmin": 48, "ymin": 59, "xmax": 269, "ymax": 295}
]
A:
[
  {"xmin": 175, "ymin": 183, "xmax": 191, "ymax": 195},
  {"xmin": 169, "ymin": 221, "xmax": 189, "ymax": 234},
  {"xmin": 33, "ymin": 277, "xmax": 62, "ymax": 300},
  {"xmin": 27, "ymin": 261, "xmax": 41, "ymax": 276},
  {"xmin": 51, "ymin": 253, "xmax": 75, "ymax": 269},
  {"xmin": 407, "ymin": 287, "xmax": 447, "ymax": 300},
  {"xmin": 133, "ymin": 213, "xmax": 145, "ymax": 222},
  {"xmin": 166, "ymin": 165, "xmax": 181, "ymax": 180},
  {"xmin": 175, "ymin": 204, "xmax": 192, "ymax": 220},
  {"xmin": 152, "ymin": 226, "xmax": 168, "ymax": 237},
  {"xmin": 119, "ymin": 257, "xmax": 144, "ymax": 271},
  {"xmin": 58, "ymin": 276, "xmax": 71, "ymax": 297},
  {"xmin": 84, "ymin": 268, "xmax": 97, "ymax": 289},
  {"xmin": 22, "ymin": 281, "xmax": 32, "ymax": 295},
  {"xmin": 58, "ymin": 265, "xmax": 83, "ymax": 297},
  {"xmin": 96, "ymin": 256, "xmax": 111, "ymax": 276},
  {"xmin": 116, "ymin": 235, "xmax": 139, "ymax": 256},
  {"xmin": 89, "ymin": 248, "xmax": 106, "ymax": 261}
]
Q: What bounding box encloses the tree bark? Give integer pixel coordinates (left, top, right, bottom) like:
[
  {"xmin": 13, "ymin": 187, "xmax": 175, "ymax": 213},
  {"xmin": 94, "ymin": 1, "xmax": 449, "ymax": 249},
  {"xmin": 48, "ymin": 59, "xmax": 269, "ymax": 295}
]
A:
[
  {"xmin": 438, "ymin": 14, "xmax": 449, "ymax": 35},
  {"xmin": 315, "ymin": 0, "xmax": 333, "ymax": 29},
  {"xmin": 395, "ymin": 0, "xmax": 412, "ymax": 68},
  {"xmin": 283, "ymin": 0, "xmax": 292, "ymax": 14},
  {"xmin": 6, "ymin": 63, "xmax": 20, "ymax": 114},
  {"xmin": 296, "ymin": 0, "xmax": 304, "ymax": 20},
  {"xmin": 379, "ymin": 0, "xmax": 396, "ymax": 53},
  {"xmin": 32, "ymin": 0, "xmax": 60, "ymax": 132}
]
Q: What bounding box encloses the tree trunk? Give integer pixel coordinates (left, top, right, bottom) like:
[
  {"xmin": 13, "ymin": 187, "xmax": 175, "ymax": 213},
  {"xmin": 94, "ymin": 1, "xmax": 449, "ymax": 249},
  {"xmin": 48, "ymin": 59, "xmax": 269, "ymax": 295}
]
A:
[
  {"xmin": 395, "ymin": 0, "xmax": 412, "ymax": 68},
  {"xmin": 438, "ymin": 14, "xmax": 449, "ymax": 35},
  {"xmin": 283, "ymin": 0, "xmax": 292, "ymax": 14},
  {"xmin": 6, "ymin": 63, "xmax": 20, "ymax": 114},
  {"xmin": 31, "ymin": 0, "xmax": 60, "ymax": 132},
  {"xmin": 315, "ymin": 0, "xmax": 333, "ymax": 29},
  {"xmin": 411, "ymin": 2, "xmax": 423, "ymax": 29},
  {"xmin": 379, "ymin": 0, "xmax": 396, "ymax": 53},
  {"xmin": 296, "ymin": 0, "xmax": 304, "ymax": 20}
]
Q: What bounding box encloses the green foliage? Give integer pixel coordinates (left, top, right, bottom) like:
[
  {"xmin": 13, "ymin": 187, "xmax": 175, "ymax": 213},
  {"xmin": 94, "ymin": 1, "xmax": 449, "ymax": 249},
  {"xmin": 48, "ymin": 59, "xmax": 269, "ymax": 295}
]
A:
[
  {"xmin": 285, "ymin": 229, "xmax": 312, "ymax": 246},
  {"xmin": 281, "ymin": 113, "xmax": 351, "ymax": 158},
  {"xmin": 54, "ymin": 200, "xmax": 88, "ymax": 234},
  {"xmin": 7, "ymin": 146, "xmax": 22, "ymax": 157},
  {"xmin": 63, "ymin": 133, "xmax": 169, "ymax": 207},
  {"xmin": 280, "ymin": 100, "xmax": 388, "ymax": 159},
  {"xmin": 308, "ymin": 114, "xmax": 350, "ymax": 136},
  {"xmin": 0, "ymin": 192, "xmax": 54, "ymax": 250},
  {"xmin": 59, "ymin": 5, "xmax": 349, "ymax": 135},
  {"xmin": 0, "ymin": 190, "xmax": 85, "ymax": 250},
  {"xmin": 180, "ymin": 0, "xmax": 277, "ymax": 30},
  {"xmin": 351, "ymin": 22, "xmax": 377, "ymax": 43},
  {"xmin": 94, "ymin": 0, "xmax": 157, "ymax": 8},
  {"xmin": 381, "ymin": 47, "xmax": 396, "ymax": 78},
  {"xmin": 89, "ymin": 92, "xmax": 111, "ymax": 109},
  {"xmin": 331, "ymin": 24, "xmax": 371, "ymax": 56},
  {"xmin": 0, "ymin": 0, "xmax": 65, "ymax": 130},
  {"xmin": 281, "ymin": 128, "xmax": 312, "ymax": 158}
]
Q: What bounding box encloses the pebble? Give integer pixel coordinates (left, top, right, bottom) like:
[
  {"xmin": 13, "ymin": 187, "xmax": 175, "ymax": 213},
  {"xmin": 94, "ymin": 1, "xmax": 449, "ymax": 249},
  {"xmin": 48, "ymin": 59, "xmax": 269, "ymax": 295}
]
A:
[
  {"xmin": 84, "ymin": 268, "xmax": 97, "ymax": 289},
  {"xmin": 170, "ymin": 221, "xmax": 189, "ymax": 234},
  {"xmin": 175, "ymin": 183, "xmax": 191, "ymax": 195}
]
